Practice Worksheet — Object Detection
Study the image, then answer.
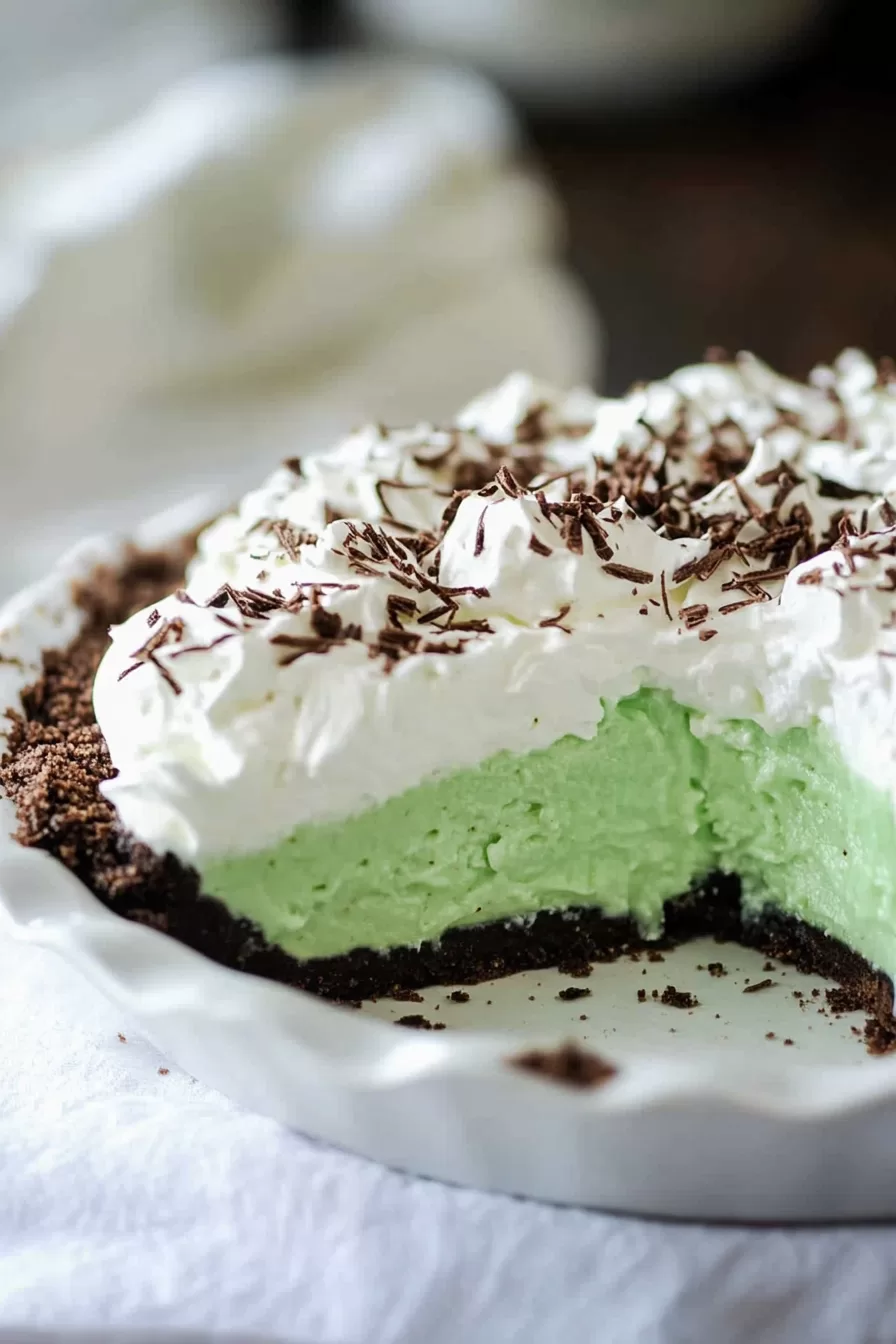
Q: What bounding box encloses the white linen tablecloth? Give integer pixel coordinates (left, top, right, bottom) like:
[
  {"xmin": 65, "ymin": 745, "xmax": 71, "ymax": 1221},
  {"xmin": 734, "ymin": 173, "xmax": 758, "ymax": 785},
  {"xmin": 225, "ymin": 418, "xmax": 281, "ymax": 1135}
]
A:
[{"xmin": 3, "ymin": 934, "xmax": 896, "ymax": 1344}]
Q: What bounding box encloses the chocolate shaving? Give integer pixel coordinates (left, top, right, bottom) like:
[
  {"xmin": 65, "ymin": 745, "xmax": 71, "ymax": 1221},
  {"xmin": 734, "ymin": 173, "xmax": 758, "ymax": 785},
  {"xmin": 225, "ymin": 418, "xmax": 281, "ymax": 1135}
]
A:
[
  {"xmin": 441, "ymin": 585, "xmax": 491, "ymax": 599},
  {"xmin": 291, "ymin": 580, "xmax": 358, "ymax": 594},
  {"xmin": 528, "ymin": 532, "xmax": 553, "ymax": 557},
  {"xmin": 384, "ymin": 567, "xmax": 416, "ymax": 590},
  {"xmin": 535, "ymin": 490, "xmax": 553, "ymax": 523},
  {"xmin": 560, "ymin": 512, "xmax": 583, "ymax": 555},
  {"xmin": 721, "ymin": 565, "xmax": 792, "ymax": 592},
  {"xmin": 309, "ymin": 600, "xmax": 343, "ymax": 641},
  {"xmin": 719, "ymin": 591, "xmax": 772, "ymax": 615},
  {"xmin": 117, "ymin": 617, "xmax": 186, "ymax": 696},
  {"xmin": 601, "ymin": 562, "xmax": 654, "ymax": 585},
  {"xmin": 660, "ymin": 571, "xmax": 672, "ymax": 621},
  {"xmin": 439, "ymin": 491, "xmax": 468, "ymax": 538},
  {"xmin": 272, "ymin": 520, "xmax": 317, "ymax": 562},
  {"xmin": 538, "ymin": 604, "xmax": 572, "ymax": 633},
  {"xmin": 670, "ymin": 556, "xmax": 701, "ymax": 585},
  {"xmin": 270, "ymin": 633, "xmax": 343, "ymax": 666},
  {"xmin": 411, "ymin": 438, "xmax": 456, "ymax": 471},
  {"xmin": 515, "ymin": 403, "xmax": 549, "ymax": 445},
  {"xmin": 580, "ymin": 510, "xmax": 613, "ymax": 560},
  {"xmin": 680, "ymin": 603, "xmax": 709, "ymax": 629},
  {"xmin": 420, "ymin": 638, "xmax": 465, "ymax": 656},
  {"xmin": 473, "ymin": 507, "xmax": 488, "ymax": 557},
  {"xmin": 418, "ymin": 602, "xmax": 457, "ymax": 626},
  {"xmin": 495, "ymin": 465, "xmax": 524, "ymax": 498},
  {"xmin": 373, "ymin": 477, "xmax": 430, "ymax": 529},
  {"xmin": 453, "ymin": 459, "xmax": 497, "ymax": 493},
  {"xmin": 168, "ymin": 632, "xmax": 237, "ymax": 659},
  {"xmin": 404, "ymin": 529, "xmax": 440, "ymax": 562},
  {"xmin": 206, "ymin": 583, "xmax": 283, "ymax": 620},
  {"xmin": 385, "ymin": 594, "xmax": 418, "ymax": 628},
  {"xmin": 449, "ymin": 619, "xmax": 493, "ymax": 634}
]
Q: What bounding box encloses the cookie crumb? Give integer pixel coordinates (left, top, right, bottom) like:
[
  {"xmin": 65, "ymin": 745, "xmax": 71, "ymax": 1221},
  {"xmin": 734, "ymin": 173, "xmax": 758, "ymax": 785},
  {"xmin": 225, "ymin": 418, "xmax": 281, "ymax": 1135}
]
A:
[
  {"xmin": 512, "ymin": 1042, "xmax": 616, "ymax": 1089},
  {"xmin": 826, "ymin": 984, "xmax": 864, "ymax": 1014},
  {"xmin": 864, "ymin": 1017, "xmax": 896, "ymax": 1055},
  {"xmin": 557, "ymin": 957, "xmax": 592, "ymax": 978},
  {"xmin": 707, "ymin": 962, "xmax": 727, "ymax": 977},
  {"xmin": 661, "ymin": 985, "xmax": 699, "ymax": 1009},
  {"xmin": 448, "ymin": 990, "xmax": 470, "ymax": 1004},
  {"xmin": 158, "ymin": 1066, "xmax": 169, "ymax": 1075},
  {"xmin": 557, "ymin": 986, "xmax": 591, "ymax": 1002},
  {"xmin": 389, "ymin": 987, "xmax": 424, "ymax": 1003}
]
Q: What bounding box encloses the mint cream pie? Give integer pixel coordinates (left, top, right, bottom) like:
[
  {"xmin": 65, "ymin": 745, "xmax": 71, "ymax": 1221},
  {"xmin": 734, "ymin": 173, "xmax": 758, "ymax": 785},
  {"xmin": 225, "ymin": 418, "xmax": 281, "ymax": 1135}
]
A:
[{"xmin": 5, "ymin": 349, "xmax": 896, "ymax": 1041}]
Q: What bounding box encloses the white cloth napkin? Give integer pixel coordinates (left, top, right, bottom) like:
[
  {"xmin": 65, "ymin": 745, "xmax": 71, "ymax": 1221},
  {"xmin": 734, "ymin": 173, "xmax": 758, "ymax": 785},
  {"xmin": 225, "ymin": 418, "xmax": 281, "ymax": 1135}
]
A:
[
  {"xmin": 0, "ymin": 57, "xmax": 595, "ymax": 598},
  {"xmin": 3, "ymin": 933, "xmax": 896, "ymax": 1344}
]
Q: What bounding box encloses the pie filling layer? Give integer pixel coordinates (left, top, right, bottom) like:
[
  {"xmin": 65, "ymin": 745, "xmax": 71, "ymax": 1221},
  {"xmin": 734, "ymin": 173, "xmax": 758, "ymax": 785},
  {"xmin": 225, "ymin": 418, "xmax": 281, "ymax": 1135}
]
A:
[{"xmin": 204, "ymin": 687, "xmax": 896, "ymax": 978}]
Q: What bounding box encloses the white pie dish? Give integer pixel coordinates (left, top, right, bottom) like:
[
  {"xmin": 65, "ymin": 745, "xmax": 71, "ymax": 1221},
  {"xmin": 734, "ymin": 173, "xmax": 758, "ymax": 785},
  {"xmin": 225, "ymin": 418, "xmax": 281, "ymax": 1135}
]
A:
[{"xmin": 4, "ymin": 510, "xmax": 896, "ymax": 1223}]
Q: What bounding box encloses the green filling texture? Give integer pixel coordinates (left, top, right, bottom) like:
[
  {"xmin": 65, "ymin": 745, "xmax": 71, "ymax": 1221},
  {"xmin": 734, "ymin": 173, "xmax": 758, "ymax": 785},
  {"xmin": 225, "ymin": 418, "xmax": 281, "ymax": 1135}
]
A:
[{"xmin": 203, "ymin": 689, "xmax": 896, "ymax": 974}]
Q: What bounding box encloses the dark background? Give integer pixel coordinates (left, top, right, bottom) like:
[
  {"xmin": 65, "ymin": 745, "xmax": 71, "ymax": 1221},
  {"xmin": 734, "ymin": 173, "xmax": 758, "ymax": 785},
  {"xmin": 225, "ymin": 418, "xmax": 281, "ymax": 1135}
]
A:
[{"xmin": 283, "ymin": 0, "xmax": 893, "ymax": 394}]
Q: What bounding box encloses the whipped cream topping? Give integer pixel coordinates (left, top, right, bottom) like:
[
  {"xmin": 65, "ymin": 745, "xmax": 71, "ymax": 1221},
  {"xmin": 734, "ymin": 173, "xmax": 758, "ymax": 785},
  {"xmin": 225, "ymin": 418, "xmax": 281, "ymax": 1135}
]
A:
[{"xmin": 94, "ymin": 350, "xmax": 896, "ymax": 863}]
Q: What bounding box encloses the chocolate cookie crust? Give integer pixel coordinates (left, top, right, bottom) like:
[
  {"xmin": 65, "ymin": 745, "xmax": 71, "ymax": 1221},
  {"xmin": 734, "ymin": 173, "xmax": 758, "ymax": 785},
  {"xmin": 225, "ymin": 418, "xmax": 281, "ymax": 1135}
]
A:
[{"xmin": 1, "ymin": 542, "xmax": 894, "ymax": 1052}]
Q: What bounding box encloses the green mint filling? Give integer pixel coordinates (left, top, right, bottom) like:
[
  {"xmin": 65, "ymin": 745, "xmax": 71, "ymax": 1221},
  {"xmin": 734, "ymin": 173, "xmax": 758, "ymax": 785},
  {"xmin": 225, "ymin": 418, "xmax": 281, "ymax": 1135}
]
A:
[{"xmin": 202, "ymin": 689, "xmax": 896, "ymax": 972}]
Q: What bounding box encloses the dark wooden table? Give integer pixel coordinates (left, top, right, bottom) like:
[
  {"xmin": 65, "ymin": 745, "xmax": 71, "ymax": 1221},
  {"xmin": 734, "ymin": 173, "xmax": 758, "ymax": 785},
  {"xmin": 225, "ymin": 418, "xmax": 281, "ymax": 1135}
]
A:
[
  {"xmin": 290, "ymin": 0, "xmax": 895, "ymax": 394},
  {"xmin": 528, "ymin": 35, "xmax": 896, "ymax": 392}
]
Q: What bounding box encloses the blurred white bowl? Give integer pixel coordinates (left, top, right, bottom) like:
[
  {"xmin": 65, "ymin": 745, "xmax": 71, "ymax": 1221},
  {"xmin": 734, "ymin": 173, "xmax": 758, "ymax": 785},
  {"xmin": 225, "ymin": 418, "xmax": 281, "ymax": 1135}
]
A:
[{"xmin": 349, "ymin": 0, "xmax": 829, "ymax": 108}]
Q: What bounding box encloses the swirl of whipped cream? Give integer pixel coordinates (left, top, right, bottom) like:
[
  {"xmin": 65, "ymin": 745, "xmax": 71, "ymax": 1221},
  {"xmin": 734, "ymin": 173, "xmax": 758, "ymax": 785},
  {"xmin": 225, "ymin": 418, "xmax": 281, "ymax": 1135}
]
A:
[{"xmin": 95, "ymin": 350, "xmax": 896, "ymax": 864}]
